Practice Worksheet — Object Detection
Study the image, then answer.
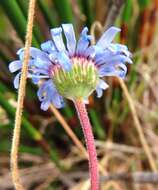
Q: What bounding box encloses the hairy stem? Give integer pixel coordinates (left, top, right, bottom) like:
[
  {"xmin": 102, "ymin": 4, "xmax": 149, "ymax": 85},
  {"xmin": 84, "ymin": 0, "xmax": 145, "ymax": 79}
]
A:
[
  {"xmin": 10, "ymin": 0, "xmax": 36, "ymax": 189},
  {"xmin": 74, "ymin": 99, "xmax": 99, "ymax": 190}
]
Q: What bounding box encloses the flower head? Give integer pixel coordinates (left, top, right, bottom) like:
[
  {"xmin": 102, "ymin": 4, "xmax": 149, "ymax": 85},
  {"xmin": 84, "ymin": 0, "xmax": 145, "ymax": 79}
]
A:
[{"xmin": 9, "ymin": 24, "xmax": 132, "ymax": 111}]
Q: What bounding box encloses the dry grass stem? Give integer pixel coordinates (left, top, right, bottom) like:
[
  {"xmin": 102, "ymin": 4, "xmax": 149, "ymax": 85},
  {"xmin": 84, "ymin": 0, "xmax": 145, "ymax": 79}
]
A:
[
  {"xmin": 90, "ymin": 20, "xmax": 157, "ymax": 172},
  {"xmin": 118, "ymin": 78, "xmax": 157, "ymax": 172},
  {"xmin": 90, "ymin": 21, "xmax": 103, "ymax": 44},
  {"xmin": 10, "ymin": 0, "xmax": 36, "ymax": 189},
  {"xmin": 49, "ymin": 105, "xmax": 87, "ymax": 155},
  {"xmin": 49, "ymin": 104, "xmax": 106, "ymax": 175}
]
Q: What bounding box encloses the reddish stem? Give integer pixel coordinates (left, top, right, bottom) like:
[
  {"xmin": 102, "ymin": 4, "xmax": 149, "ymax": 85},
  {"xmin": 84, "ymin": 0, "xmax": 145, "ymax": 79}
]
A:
[{"xmin": 74, "ymin": 99, "xmax": 99, "ymax": 190}]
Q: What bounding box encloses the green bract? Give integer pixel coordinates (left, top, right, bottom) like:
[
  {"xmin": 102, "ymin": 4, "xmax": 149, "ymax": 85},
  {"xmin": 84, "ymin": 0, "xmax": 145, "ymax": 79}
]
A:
[{"xmin": 53, "ymin": 57, "xmax": 99, "ymax": 100}]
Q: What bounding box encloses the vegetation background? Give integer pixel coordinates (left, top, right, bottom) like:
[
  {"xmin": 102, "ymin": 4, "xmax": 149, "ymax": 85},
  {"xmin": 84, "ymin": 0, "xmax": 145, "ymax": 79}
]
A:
[{"xmin": 0, "ymin": 0, "xmax": 158, "ymax": 189}]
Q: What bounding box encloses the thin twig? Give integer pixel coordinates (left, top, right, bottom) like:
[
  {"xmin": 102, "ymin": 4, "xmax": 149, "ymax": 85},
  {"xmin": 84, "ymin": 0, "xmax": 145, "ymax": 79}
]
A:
[
  {"xmin": 90, "ymin": 20, "xmax": 157, "ymax": 172},
  {"xmin": 95, "ymin": 141, "xmax": 142, "ymax": 154},
  {"xmin": 10, "ymin": 0, "xmax": 36, "ymax": 189},
  {"xmin": 90, "ymin": 21, "xmax": 103, "ymax": 44},
  {"xmin": 118, "ymin": 78, "xmax": 157, "ymax": 172},
  {"xmin": 49, "ymin": 105, "xmax": 87, "ymax": 156},
  {"xmin": 0, "ymin": 163, "xmax": 58, "ymax": 189},
  {"xmin": 64, "ymin": 171, "xmax": 158, "ymax": 184},
  {"xmin": 103, "ymin": 0, "xmax": 125, "ymax": 30},
  {"xmin": 49, "ymin": 105, "xmax": 106, "ymax": 175},
  {"xmin": 101, "ymin": 172, "xmax": 158, "ymax": 183}
]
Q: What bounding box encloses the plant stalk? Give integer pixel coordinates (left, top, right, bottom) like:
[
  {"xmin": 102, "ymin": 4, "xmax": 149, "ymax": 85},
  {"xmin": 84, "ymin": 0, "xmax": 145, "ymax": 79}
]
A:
[{"xmin": 74, "ymin": 99, "xmax": 99, "ymax": 190}]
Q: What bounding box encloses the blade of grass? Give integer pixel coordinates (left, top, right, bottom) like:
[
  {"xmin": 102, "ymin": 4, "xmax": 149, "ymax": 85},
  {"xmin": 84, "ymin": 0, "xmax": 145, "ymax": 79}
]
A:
[
  {"xmin": 53, "ymin": 0, "xmax": 74, "ymax": 23},
  {"xmin": 138, "ymin": 0, "xmax": 151, "ymax": 10},
  {"xmin": 103, "ymin": 0, "xmax": 125, "ymax": 30},
  {"xmin": 38, "ymin": 0, "xmax": 57, "ymax": 27},
  {"xmin": 120, "ymin": 0, "xmax": 132, "ymax": 43},
  {"xmin": 81, "ymin": 0, "xmax": 93, "ymax": 28},
  {"xmin": 62, "ymin": 105, "xmax": 74, "ymax": 118},
  {"xmin": 122, "ymin": 0, "xmax": 132, "ymax": 23},
  {"xmin": 16, "ymin": 0, "xmax": 44, "ymax": 43},
  {"xmin": 0, "ymin": 83, "xmax": 61, "ymax": 168},
  {"xmin": 49, "ymin": 104, "xmax": 87, "ymax": 155},
  {"xmin": 137, "ymin": 0, "xmax": 152, "ymax": 48},
  {"xmin": 49, "ymin": 104, "xmax": 107, "ymax": 175},
  {"xmin": 89, "ymin": 108, "xmax": 105, "ymax": 140},
  {"xmin": 146, "ymin": 0, "xmax": 158, "ymax": 45},
  {"xmin": 0, "ymin": 0, "xmax": 39, "ymax": 47},
  {"xmin": 0, "ymin": 140, "xmax": 42, "ymax": 155}
]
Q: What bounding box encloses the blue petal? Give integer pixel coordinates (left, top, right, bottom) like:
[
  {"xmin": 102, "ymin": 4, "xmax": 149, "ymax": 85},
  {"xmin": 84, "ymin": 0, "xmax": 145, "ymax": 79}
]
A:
[
  {"xmin": 29, "ymin": 47, "xmax": 50, "ymax": 61},
  {"xmin": 57, "ymin": 52, "xmax": 72, "ymax": 71},
  {"xmin": 41, "ymin": 40, "xmax": 57, "ymax": 53},
  {"xmin": 28, "ymin": 74, "xmax": 49, "ymax": 78},
  {"xmin": 41, "ymin": 100, "xmax": 51, "ymax": 111},
  {"xmin": 30, "ymin": 47, "xmax": 45, "ymax": 57},
  {"xmin": 33, "ymin": 57, "xmax": 51, "ymax": 70},
  {"xmin": 17, "ymin": 48, "xmax": 24, "ymax": 60},
  {"xmin": 98, "ymin": 63, "xmax": 127, "ymax": 78},
  {"xmin": 93, "ymin": 45, "xmax": 104, "ymax": 55},
  {"xmin": 109, "ymin": 44, "xmax": 132, "ymax": 58},
  {"xmin": 96, "ymin": 54, "xmax": 132, "ymax": 66},
  {"xmin": 32, "ymin": 77, "xmax": 40, "ymax": 85},
  {"xmin": 37, "ymin": 82, "xmax": 46, "ymax": 101},
  {"xmin": 9, "ymin": 60, "xmax": 22, "ymax": 73},
  {"xmin": 31, "ymin": 68, "xmax": 49, "ymax": 75},
  {"xmin": 17, "ymin": 48, "xmax": 23, "ymax": 55},
  {"xmin": 76, "ymin": 27, "xmax": 92, "ymax": 56},
  {"xmin": 96, "ymin": 79, "xmax": 109, "ymax": 98},
  {"xmin": 84, "ymin": 46, "xmax": 96, "ymax": 58},
  {"xmin": 17, "ymin": 47, "xmax": 49, "ymax": 62},
  {"xmin": 13, "ymin": 72, "xmax": 21, "ymax": 89},
  {"xmin": 49, "ymin": 53, "xmax": 58, "ymax": 62},
  {"xmin": 37, "ymin": 80, "xmax": 64, "ymax": 111},
  {"xmin": 87, "ymin": 45, "xmax": 106, "ymax": 60},
  {"xmin": 95, "ymin": 50, "xmax": 111, "ymax": 65},
  {"xmin": 51, "ymin": 27, "xmax": 66, "ymax": 51},
  {"xmin": 96, "ymin": 27, "xmax": 120, "ymax": 49},
  {"xmin": 98, "ymin": 66, "xmax": 116, "ymax": 77},
  {"xmin": 28, "ymin": 73, "xmax": 49, "ymax": 85},
  {"xmin": 62, "ymin": 24, "xmax": 76, "ymax": 56},
  {"xmin": 117, "ymin": 63, "xmax": 127, "ymax": 78},
  {"xmin": 52, "ymin": 93, "xmax": 65, "ymax": 108}
]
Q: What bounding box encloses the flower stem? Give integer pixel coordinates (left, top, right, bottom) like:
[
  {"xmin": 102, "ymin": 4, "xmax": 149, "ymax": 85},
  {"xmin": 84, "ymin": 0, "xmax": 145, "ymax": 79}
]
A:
[{"xmin": 74, "ymin": 99, "xmax": 99, "ymax": 190}]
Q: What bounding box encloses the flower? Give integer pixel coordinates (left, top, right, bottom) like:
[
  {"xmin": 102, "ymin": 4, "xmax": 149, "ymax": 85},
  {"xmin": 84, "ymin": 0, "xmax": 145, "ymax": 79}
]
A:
[{"xmin": 9, "ymin": 24, "xmax": 132, "ymax": 111}]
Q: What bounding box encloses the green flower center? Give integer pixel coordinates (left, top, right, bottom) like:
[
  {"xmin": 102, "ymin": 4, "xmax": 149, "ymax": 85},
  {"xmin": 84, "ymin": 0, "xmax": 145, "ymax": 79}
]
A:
[{"xmin": 53, "ymin": 57, "xmax": 99, "ymax": 100}]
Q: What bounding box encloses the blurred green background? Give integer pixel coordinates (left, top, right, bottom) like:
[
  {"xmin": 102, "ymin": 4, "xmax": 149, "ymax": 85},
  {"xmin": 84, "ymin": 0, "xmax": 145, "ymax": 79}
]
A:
[{"xmin": 0, "ymin": 0, "xmax": 158, "ymax": 189}]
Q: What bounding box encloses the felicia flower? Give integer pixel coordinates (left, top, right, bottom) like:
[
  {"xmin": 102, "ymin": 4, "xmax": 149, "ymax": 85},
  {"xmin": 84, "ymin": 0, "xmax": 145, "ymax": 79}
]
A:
[
  {"xmin": 9, "ymin": 24, "xmax": 132, "ymax": 111},
  {"xmin": 9, "ymin": 24, "xmax": 132, "ymax": 190}
]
